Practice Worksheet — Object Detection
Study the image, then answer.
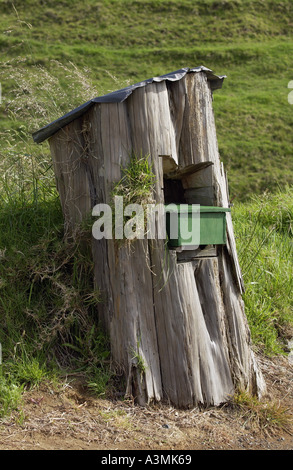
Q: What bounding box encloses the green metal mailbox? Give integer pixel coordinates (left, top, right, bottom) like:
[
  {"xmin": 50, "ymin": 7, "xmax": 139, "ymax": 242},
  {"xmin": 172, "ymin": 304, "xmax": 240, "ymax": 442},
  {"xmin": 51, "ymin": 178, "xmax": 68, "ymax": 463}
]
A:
[{"xmin": 165, "ymin": 205, "xmax": 231, "ymax": 248}]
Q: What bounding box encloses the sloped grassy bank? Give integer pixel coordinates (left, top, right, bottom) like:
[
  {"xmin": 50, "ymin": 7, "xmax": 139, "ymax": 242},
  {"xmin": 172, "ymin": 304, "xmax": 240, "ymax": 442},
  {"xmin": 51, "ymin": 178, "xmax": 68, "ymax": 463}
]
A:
[
  {"xmin": 0, "ymin": 0, "xmax": 292, "ymax": 420},
  {"xmin": 233, "ymin": 187, "xmax": 293, "ymax": 354}
]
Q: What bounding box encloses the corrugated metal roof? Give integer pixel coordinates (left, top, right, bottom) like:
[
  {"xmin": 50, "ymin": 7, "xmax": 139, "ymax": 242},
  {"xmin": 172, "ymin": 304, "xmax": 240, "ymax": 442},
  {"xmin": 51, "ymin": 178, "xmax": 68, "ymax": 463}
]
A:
[{"xmin": 32, "ymin": 66, "xmax": 226, "ymax": 144}]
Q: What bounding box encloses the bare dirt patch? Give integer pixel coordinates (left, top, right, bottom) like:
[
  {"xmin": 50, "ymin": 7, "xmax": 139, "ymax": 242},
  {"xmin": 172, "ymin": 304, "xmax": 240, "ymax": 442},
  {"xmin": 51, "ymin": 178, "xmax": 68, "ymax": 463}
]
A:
[{"xmin": 0, "ymin": 354, "xmax": 292, "ymax": 451}]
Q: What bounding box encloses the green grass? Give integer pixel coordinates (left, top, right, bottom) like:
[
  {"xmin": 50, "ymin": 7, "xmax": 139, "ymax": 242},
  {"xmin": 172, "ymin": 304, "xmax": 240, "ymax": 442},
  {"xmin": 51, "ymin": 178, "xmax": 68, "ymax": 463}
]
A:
[
  {"xmin": 0, "ymin": 0, "xmax": 292, "ymax": 417},
  {"xmin": 0, "ymin": 193, "xmax": 112, "ymax": 416}
]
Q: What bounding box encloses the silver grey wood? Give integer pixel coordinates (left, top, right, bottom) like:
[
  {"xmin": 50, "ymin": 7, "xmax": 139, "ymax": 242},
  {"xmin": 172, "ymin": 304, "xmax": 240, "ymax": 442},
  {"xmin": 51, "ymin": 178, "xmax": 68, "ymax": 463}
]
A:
[{"xmin": 47, "ymin": 70, "xmax": 266, "ymax": 407}]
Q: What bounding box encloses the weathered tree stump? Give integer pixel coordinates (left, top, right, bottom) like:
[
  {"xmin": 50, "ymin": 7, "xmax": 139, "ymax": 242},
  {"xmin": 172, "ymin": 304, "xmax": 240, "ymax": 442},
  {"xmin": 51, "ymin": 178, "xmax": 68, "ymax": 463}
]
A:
[{"xmin": 34, "ymin": 67, "xmax": 266, "ymax": 407}]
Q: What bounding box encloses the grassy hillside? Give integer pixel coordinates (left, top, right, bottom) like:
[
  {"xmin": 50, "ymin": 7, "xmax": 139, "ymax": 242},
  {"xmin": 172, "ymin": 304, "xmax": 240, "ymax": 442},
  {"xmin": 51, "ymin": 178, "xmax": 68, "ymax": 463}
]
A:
[{"xmin": 0, "ymin": 0, "xmax": 292, "ymax": 416}]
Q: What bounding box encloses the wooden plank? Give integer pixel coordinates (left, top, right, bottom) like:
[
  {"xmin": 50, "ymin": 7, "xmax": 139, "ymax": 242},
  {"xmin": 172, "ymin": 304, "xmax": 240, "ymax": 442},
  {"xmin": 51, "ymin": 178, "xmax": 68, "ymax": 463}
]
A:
[
  {"xmin": 49, "ymin": 119, "xmax": 92, "ymax": 231},
  {"xmin": 159, "ymin": 155, "xmax": 178, "ymax": 174},
  {"xmin": 145, "ymin": 82, "xmax": 178, "ymax": 201},
  {"xmin": 177, "ymin": 73, "xmax": 210, "ymax": 167},
  {"xmin": 166, "ymin": 162, "xmax": 213, "ymax": 180},
  {"xmin": 149, "ymin": 246, "xmax": 196, "ymax": 406},
  {"xmin": 166, "ymin": 78, "xmax": 187, "ymax": 158},
  {"xmin": 150, "ymin": 247, "xmax": 236, "ymax": 406},
  {"xmin": 176, "ymin": 245, "xmax": 217, "ymax": 262},
  {"xmin": 126, "ymin": 86, "xmax": 151, "ymax": 158},
  {"xmin": 184, "ymin": 73, "xmax": 244, "ymax": 293},
  {"xmin": 84, "ymin": 104, "xmax": 113, "ymax": 334},
  {"xmin": 96, "ymin": 97, "xmax": 163, "ymax": 404}
]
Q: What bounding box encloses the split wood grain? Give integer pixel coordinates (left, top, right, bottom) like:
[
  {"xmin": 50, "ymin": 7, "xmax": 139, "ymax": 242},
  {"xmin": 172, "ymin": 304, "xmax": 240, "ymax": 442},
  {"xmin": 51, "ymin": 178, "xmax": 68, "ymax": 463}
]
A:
[{"xmin": 48, "ymin": 70, "xmax": 266, "ymax": 407}]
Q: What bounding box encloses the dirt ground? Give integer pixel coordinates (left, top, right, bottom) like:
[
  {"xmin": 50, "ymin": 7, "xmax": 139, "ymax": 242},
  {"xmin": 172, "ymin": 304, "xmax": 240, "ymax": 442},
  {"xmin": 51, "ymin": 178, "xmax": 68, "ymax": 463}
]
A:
[{"xmin": 0, "ymin": 354, "xmax": 292, "ymax": 452}]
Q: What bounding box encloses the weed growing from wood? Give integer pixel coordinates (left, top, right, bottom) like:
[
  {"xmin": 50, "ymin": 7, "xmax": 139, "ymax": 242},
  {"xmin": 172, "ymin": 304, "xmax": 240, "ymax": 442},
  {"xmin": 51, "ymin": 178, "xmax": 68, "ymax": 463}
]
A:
[
  {"xmin": 0, "ymin": 370, "xmax": 24, "ymax": 419},
  {"xmin": 112, "ymin": 152, "xmax": 155, "ymax": 210}
]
